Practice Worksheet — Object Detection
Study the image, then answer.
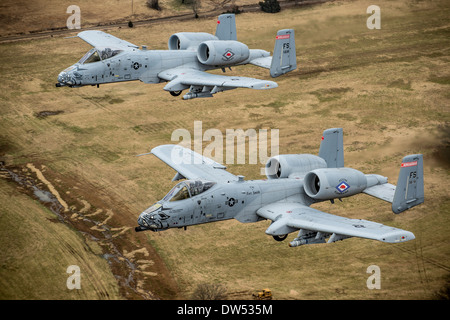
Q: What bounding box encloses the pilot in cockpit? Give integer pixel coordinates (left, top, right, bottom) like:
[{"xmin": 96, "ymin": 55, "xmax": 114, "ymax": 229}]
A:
[
  {"xmin": 163, "ymin": 180, "xmax": 216, "ymax": 202},
  {"xmin": 78, "ymin": 47, "xmax": 123, "ymax": 64}
]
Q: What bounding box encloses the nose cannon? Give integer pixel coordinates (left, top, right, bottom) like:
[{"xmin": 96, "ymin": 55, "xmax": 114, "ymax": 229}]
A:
[
  {"xmin": 56, "ymin": 72, "xmax": 68, "ymax": 87},
  {"xmin": 136, "ymin": 212, "xmax": 159, "ymax": 232},
  {"xmin": 135, "ymin": 225, "xmax": 149, "ymax": 232},
  {"xmin": 56, "ymin": 66, "xmax": 82, "ymax": 87},
  {"xmin": 135, "ymin": 204, "xmax": 168, "ymax": 232}
]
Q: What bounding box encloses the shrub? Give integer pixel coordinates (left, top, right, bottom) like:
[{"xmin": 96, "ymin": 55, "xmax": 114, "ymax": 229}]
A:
[
  {"xmin": 191, "ymin": 283, "xmax": 227, "ymax": 300},
  {"xmin": 146, "ymin": 0, "xmax": 161, "ymax": 11},
  {"xmin": 259, "ymin": 0, "xmax": 281, "ymax": 13}
]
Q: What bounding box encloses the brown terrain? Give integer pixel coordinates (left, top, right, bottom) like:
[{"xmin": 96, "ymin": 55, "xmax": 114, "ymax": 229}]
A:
[{"xmin": 0, "ymin": 0, "xmax": 449, "ymax": 300}]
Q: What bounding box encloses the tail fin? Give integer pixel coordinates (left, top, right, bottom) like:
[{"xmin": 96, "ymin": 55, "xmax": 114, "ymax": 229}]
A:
[
  {"xmin": 270, "ymin": 29, "xmax": 297, "ymax": 78},
  {"xmin": 215, "ymin": 14, "xmax": 237, "ymax": 41},
  {"xmin": 392, "ymin": 154, "xmax": 424, "ymax": 213},
  {"xmin": 318, "ymin": 128, "xmax": 344, "ymax": 168}
]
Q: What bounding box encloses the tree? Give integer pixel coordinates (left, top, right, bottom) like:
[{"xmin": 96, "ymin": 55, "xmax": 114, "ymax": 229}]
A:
[
  {"xmin": 177, "ymin": 0, "xmax": 201, "ymax": 19},
  {"xmin": 208, "ymin": 0, "xmax": 233, "ymax": 10},
  {"xmin": 259, "ymin": 0, "xmax": 281, "ymax": 13},
  {"xmin": 192, "ymin": 0, "xmax": 200, "ymax": 18},
  {"xmin": 146, "ymin": 0, "xmax": 161, "ymax": 11},
  {"xmin": 191, "ymin": 283, "xmax": 227, "ymax": 300}
]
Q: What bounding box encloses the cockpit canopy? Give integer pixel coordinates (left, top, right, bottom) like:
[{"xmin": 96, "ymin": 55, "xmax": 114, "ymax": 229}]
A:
[
  {"xmin": 78, "ymin": 47, "xmax": 123, "ymax": 64},
  {"xmin": 163, "ymin": 180, "xmax": 216, "ymax": 202}
]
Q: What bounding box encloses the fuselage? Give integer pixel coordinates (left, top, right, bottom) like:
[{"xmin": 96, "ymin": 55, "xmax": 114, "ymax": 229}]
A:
[
  {"xmin": 136, "ymin": 178, "xmax": 314, "ymax": 232},
  {"xmin": 57, "ymin": 47, "xmax": 269, "ymax": 88}
]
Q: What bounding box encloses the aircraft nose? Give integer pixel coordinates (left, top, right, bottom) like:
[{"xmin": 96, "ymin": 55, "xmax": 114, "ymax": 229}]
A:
[
  {"xmin": 56, "ymin": 71, "xmax": 72, "ymax": 87},
  {"xmin": 57, "ymin": 72, "xmax": 65, "ymax": 83},
  {"xmin": 137, "ymin": 212, "xmax": 158, "ymax": 230},
  {"xmin": 56, "ymin": 66, "xmax": 80, "ymax": 87},
  {"xmin": 137, "ymin": 212, "xmax": 148, "ymax": 226}
]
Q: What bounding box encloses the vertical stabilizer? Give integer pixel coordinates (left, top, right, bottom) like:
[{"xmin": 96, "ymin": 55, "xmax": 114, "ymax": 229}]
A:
[
  {"xmin": 318, "ymin": 128, "xmax": 344, "ymax": 168},
  {"xmin": 392, "ymin": 154, "xmax": 424, "ymax": 213},
  {"xmin": 270, "ymin": 29, "xmax": 297, "ymax": 78},
  {"xmin": 215, "ymin": 14, "xmax": 237, "ymax": 41}
]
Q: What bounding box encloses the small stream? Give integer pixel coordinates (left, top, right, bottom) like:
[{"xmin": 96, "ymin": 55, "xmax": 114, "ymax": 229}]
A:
[{"xmin": 0, "ymin": 165, "xmax": 153, "ymax": 299}]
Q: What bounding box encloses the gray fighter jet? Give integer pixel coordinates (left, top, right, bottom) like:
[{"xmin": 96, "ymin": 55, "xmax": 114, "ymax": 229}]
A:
[
  {"xmin": 135, "ymin": 128, "xmax": 424, "ymax": 247},
  {"xmin": 56, "ymin": 14, "xmax": 296, "ymax": 100}
]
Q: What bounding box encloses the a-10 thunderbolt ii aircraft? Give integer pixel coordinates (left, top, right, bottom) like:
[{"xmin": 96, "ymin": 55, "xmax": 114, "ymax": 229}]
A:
[
  {"xmin": 56, "ymin": 14, "xmax": 296, "ymax": 100},
  {"xmin": 135, "ymin": 128, "xmax": 424, "ymax": 247}
]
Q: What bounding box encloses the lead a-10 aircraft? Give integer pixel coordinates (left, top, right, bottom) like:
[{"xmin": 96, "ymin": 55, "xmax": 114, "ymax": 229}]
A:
[
  {"xmin": 135, "ymin": 128, "xmax": 424, "ymax": 247},
  {"xmin": 56, "ymin": 14, "xmax": 296, "ymax": 100}
]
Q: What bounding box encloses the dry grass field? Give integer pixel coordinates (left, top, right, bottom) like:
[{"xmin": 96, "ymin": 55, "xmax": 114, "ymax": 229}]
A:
[
  {"xmin": 0, "ymin": 0, "xmax": 185, "ymax": 36},
  {"xmin": 0, "ymin": 0, "xmax": 449, "ymax": 300},
  {"xmin": 0, "ymin": 0, "xmax": 263, "ymax": 37}
]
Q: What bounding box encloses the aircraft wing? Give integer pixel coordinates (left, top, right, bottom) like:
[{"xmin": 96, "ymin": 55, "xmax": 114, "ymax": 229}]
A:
[
  {"xmin": 159, "ymin": 68, "xmax": 278, "ymax": 97},
  {"xmin": 256, "ymin": 202, "xmax": 415, "ymax": 245},
  {"xmin": 147, "ymin": 144, "xmax": 239, "ymax": 183},
  {"xmin": 77, "ymin": 30, "xmax": 139, "ymax": 49}
]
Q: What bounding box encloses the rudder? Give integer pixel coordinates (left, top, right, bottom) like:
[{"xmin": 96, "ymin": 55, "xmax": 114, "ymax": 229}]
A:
[
  {"xmin": 392, "ymin": 154, "xmax": 424, "ymax": 213},
  {"xmin": 318, "ymin": 128, "xmax": 344, "ymax": 168},
  {"xmin": 215, "ymin": 14, "xmax": 237, "ymax": 41},
  {"xmin": 270, "ymin": 29, "xmax": 297, "ymax": 78}
]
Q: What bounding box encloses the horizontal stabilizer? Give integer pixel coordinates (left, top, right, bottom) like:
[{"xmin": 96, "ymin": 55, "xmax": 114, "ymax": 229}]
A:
[
  {"xmin": 363, "ymin": 183, "xmax": 396, "ymax": 202},
  {"xmin": 249, "ymin": 56, "xmax": 272, "ymax": 69}
]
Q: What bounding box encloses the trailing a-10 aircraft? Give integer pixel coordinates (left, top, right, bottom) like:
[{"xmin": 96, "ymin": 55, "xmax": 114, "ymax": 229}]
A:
[
  {"xmin": 135, "ymin": 128, "xmax": 424, "ymax": 247},
  {"xmin": 56, "ymin": 14, "xmax": 297, "ymax": 100}
]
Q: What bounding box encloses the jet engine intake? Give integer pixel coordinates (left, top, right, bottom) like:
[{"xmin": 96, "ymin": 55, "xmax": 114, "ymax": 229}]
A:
[
  {"xmin": 197, "ymin": 40, "xmax": 250, "ymax": 66},
  {"xmin": 303, "ymin": 168, "xmax": 367, "ymax": 200},
  {"xmin": 265, "ymin": 154, "xmax": 327, "ymax": 180},
  {"xmin": 168, "ymin": 32, "xmax": 218, "ymax": 50}
]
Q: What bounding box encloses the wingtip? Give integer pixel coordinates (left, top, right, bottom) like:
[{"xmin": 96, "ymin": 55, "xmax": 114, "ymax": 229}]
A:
[
  {"xmin": 251, "ymin": 81, "xmax": 278, "ymax": 90},
  {"xmin": 379, "ymin": 230, "xmax": 415, "ymax": 243}
]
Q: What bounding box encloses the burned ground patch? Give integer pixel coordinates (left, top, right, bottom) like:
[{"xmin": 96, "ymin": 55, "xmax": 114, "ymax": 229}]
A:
[{"xmin": 35, "ymin": 110, "xmax": 64, "ymax": 119}]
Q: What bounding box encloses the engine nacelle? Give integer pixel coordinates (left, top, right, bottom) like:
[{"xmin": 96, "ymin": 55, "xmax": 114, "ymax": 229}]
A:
[
  {"xmin": 168, "ymin": 32, "xmax": 218, "ymax": 50},
  {"xmin": 265, "ymin": 154, "xmax": 327, "ymax": 180},
  {"xmin": 197, "ymin": 40, "xmax": 250, "ymax": 66},
  {"xmin": 304, "ymin": 168, "xmax": 367, "ymax": 200}
]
